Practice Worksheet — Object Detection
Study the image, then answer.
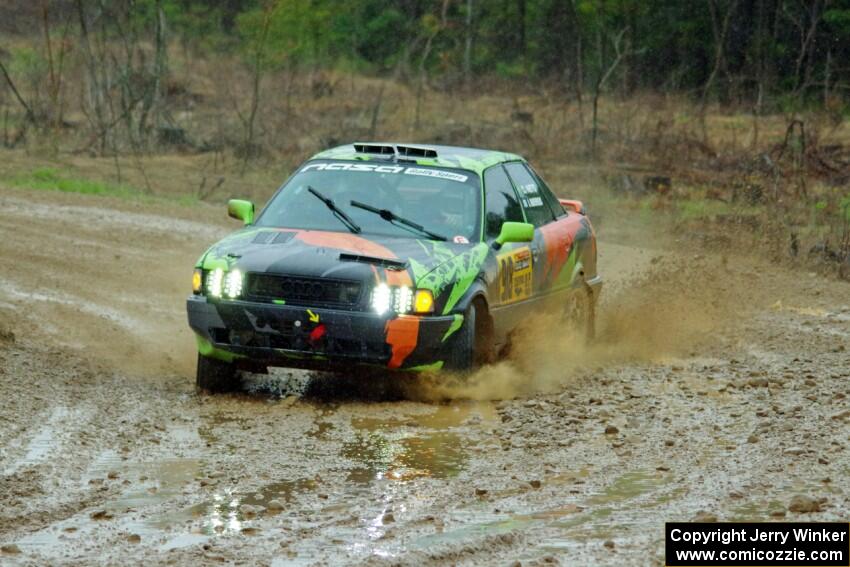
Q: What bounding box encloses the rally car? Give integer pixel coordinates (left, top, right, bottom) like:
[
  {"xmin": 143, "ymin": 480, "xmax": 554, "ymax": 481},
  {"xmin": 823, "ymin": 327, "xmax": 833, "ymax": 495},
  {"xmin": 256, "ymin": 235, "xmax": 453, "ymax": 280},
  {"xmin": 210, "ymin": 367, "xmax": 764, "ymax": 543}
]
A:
[{"xmin": 187, "ymin": 143, "xmax": 601, "ymax": 391}]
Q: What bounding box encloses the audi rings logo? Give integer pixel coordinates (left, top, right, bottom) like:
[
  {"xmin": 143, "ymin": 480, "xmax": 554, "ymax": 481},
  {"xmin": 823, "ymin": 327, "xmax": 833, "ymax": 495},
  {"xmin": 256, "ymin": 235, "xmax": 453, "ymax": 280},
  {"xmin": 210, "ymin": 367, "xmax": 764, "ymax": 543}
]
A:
[{"xmin": 280, "ymin": 278, "xmax": 325, "ymax": 299}]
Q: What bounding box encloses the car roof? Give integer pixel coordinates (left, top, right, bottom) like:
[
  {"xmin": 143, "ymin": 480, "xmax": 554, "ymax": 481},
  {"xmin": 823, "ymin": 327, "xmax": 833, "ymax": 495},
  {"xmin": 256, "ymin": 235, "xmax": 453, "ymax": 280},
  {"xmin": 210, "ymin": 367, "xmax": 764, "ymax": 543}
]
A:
[{"xmin": 309, "ymin": 143, "xmax": 525, "ymax": 176}]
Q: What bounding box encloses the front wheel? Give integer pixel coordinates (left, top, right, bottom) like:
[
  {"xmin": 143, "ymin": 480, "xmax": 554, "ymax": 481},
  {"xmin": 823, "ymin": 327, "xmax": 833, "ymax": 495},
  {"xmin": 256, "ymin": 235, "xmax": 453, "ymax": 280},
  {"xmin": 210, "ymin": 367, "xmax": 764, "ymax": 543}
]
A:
[
  {"xmin": 445, "ymin": 304, "xmax": 477, "ymax": 372},
  {"xmin": 196, "ymin": 353, "xmax": 240, "ymax": 393}
]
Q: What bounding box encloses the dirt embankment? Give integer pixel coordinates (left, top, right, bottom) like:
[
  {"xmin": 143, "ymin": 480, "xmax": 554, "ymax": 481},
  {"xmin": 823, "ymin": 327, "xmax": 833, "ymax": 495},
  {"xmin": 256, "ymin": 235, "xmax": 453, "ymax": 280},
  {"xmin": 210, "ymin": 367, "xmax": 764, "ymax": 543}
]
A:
[{"xmin": 0, "ymin": 187, "xmax": 848, "ymax": 565}]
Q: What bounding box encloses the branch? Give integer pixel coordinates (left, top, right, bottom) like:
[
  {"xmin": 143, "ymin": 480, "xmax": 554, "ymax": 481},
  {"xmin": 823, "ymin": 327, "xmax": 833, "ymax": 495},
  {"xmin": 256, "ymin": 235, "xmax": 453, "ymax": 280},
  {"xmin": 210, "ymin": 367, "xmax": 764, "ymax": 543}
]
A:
[
  {"xmin": 701, "ymin": 0, "xmax": 739, "ymax": 102},
  {"xmin": 595, "ymin": 28, "xmax": 627, "ymax": 92},
  {"xmin": 0, "ymin": 60, "xmax": 36, "ymax": 123}
]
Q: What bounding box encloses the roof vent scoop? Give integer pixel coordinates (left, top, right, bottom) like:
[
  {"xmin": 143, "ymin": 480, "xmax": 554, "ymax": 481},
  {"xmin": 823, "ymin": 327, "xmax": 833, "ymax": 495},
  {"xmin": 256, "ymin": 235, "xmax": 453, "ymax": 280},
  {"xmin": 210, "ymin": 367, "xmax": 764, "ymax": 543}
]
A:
[
  {"xmin": 396, "ymin": 145, "xmax": 438, "ymax": 158},
  {"xmin": 352, "ymin": 143, "xmax": 439, "ymax": 159},
  {"xmin": 353, "ymin": 143, "xmax": 395, "ymax": 155}
]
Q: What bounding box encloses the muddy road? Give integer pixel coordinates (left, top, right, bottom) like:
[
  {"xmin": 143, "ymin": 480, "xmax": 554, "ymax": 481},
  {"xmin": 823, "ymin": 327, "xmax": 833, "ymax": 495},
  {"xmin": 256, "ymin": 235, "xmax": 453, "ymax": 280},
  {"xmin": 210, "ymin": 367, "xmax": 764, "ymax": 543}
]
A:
[{"xmin": 0, "ymin": 188, "xmax": 848, "ymax": 565}]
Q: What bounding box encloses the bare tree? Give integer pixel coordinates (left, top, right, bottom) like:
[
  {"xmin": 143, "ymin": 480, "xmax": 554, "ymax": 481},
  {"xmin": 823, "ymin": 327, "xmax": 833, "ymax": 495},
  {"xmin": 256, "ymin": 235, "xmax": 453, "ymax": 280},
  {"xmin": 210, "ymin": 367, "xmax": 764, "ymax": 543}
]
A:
[
  {"xmin": 0, "ymin": 60, "xmax": 36, "ymax": 126},
  {"xmin": 591, "ymin": 28, "xmax": 628, "ymax": 159},
  {"xmin": 138, "ymin": 0, "xmax": 168, "ymax": 139},
  {"xmin": 783, "ymin": 0, "xmax": 824, "ymax": 99},
  {"xmin": 700, "ymin": 0, "xmax": 739, "ymax": 143},
  {"xmin": 414, "ymin": 0, "xmax": 450, "ymax": 133},
  {"xmin": 463, "ymin": 0, "xmax": 474, "ymax": 92},
  {"xmin": 238, "ymin": 4, "xmax": 273, "ymax": 174}
]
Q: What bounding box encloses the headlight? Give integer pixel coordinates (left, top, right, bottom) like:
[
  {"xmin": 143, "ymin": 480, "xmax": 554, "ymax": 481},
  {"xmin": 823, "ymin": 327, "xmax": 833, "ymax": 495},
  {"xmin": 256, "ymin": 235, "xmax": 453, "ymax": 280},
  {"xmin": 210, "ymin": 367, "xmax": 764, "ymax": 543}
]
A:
[
  {"xmin": 207, "ymin": 268, "xmax": 224, "ymax": 297},
  {"xmin": 204, "ymin": 268, "xmax": 243, "ymax": 299},
  {"xmin": 394, "ymin": 286, "xmax": 413, "ymax": 313},
  {"xmin": 371, "ymin": 285, "xmax": 433, "ymax": 315},
  {"xmin": 371, "ymin": 283, "xmax": 392, "ymax": 314},
  {"xmin": 223, "ymin": 270, "xmax": 243, "ymax": 298}
]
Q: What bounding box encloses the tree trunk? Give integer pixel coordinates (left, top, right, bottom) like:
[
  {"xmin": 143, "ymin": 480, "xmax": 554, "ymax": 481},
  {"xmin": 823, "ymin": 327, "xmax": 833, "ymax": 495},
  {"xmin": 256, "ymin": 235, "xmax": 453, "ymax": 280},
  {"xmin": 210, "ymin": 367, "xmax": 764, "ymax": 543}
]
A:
[
  {"xmin": 517, "ymin": 0, "xmax": 526, "ymax": 56},
  {"xmin": 700, "ymin": 0, "xmax": 739, "ymax": 143},
  {"xmin": 464, "ymin": 0, "xmax": 473, "ymax": 91}
]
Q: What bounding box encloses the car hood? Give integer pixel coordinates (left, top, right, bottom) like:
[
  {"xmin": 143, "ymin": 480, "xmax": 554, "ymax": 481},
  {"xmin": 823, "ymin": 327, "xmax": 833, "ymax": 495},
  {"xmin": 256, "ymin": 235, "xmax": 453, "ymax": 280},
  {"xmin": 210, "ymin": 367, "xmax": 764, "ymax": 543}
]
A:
[{"xmin": 198, "ymin": 227, "xmax": 472, "ymax": 283}]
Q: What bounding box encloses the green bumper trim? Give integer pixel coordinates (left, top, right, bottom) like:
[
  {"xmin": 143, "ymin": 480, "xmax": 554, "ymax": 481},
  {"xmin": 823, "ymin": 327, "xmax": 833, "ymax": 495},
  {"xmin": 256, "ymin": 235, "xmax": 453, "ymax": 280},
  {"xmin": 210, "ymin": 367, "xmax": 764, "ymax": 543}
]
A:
[
  {"xmin": 195, "ymin": 334, "xmax": 242, "ymax": 363},
  {"xmin": 441, "ymin": 314, "xmax": 464, "ymax": 342},
  {"xmin": 408, "ymin": 361, "xmax": 444, "ymax": 372}
]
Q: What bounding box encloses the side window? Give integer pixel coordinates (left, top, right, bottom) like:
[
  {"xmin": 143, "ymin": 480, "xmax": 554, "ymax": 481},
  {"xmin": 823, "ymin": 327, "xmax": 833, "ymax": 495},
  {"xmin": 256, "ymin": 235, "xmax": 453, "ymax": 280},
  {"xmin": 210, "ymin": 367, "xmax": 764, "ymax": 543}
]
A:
[
  {"xmin": 528, "ymin": 166, "xmax": 566, "ymax": 217},
  {"xmin": 483, "ymin": 166, "xmax": 525, "ymax": 239},
  {"xmin": 504, "ymin": 162, "xmax": 556, "ymax": 227}
]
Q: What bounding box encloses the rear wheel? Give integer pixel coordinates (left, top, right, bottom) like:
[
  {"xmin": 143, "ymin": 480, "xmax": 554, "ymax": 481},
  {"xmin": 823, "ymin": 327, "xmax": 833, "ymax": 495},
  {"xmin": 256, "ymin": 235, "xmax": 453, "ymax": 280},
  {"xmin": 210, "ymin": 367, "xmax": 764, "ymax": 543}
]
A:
[
  {"xmin": 196, "ymin": 353, "xmax": 240, "ymax": 393},
  {"xmin": 563, "ymin": 286, "xmax": 596, "ymax": 341}
]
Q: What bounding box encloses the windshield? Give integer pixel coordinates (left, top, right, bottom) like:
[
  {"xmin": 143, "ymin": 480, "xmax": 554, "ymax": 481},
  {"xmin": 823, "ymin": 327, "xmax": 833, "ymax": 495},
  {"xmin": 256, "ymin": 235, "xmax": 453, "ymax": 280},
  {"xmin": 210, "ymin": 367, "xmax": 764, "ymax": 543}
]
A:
[{"xmin": 255, "ymin": 160, "xmax": 481, "ymax": 242}]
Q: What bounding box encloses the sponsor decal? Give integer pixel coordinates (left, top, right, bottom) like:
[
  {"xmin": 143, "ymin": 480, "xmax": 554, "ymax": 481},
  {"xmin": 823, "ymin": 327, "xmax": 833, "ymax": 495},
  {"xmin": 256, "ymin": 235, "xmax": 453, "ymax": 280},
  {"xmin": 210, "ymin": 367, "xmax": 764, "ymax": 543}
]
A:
[
  {"xmin": 300, "ymin": 162, "xmax": 469, "ymax": 183},
  {"xmin": 518, "ymin": 182, "xmax": 539, "ymax": 195},
  {"xmin": 518, "ymin": 182, "xmax": 543, "ymax": 208},
  {"xmin": 452, "ymin": 235, "xmax": 470, "ymax": 244},
  {"xmin": 497, "ymin": 246, "xmax": 533, "ymax": 304},
  {"xmin": 403, "ymin": 167, "xmax": 469, "ymax": 183},
  {"xmin": 301, "ymin": 162, "xmax": 404, "ymax": 174}
]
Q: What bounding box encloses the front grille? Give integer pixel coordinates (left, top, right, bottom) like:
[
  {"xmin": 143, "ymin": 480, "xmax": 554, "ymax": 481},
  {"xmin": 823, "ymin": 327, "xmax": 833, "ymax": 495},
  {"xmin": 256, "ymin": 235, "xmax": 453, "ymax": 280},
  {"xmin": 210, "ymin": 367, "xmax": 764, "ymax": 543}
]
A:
[{"xmin": 245, "ymin": 273, "xmax": 362, "ymax": 307}]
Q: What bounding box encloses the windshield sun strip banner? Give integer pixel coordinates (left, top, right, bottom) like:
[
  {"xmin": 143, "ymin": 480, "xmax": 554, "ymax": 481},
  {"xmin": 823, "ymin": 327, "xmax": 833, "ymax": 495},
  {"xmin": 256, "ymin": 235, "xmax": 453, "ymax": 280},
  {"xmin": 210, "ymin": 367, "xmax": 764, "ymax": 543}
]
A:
[{"xmin": 299, "ymin": 162, "xmax": 469, "ymax": 183}]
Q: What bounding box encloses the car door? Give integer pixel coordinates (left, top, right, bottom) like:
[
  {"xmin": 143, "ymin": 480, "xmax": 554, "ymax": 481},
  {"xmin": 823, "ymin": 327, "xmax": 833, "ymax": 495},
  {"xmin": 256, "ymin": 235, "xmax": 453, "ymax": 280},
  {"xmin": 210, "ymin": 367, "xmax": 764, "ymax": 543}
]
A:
[
  {"xmin": 482, "ymin": 164, "xmax": 534, "ymax": 341},
  {"xmin": 511, "ymin": 162, "xmax": 591, "ymax": 295},
  {"xmin": 503, "ymin": 162, "xmax": 561, "ymax": 297}
]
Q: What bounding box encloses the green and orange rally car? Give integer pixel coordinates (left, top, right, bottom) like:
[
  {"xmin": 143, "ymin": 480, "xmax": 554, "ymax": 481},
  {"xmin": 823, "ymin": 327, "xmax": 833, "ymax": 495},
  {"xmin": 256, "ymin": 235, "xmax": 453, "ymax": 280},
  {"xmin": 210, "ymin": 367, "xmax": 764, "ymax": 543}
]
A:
[{"xmin": 187, "ymin": 143, "xmax": 601, "ymax": 391}]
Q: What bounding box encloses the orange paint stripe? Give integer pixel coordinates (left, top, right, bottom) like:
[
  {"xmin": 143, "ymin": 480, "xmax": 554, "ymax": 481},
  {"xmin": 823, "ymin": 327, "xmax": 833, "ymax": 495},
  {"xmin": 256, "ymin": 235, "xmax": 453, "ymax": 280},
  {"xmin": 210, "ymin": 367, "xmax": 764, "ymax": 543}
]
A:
[
  {"xmin": 385, "ymin": 269, "xmax": 413, "ymax": 287},
  {"xmin": 295, "ymin": 231, "xmax": 397, "ymax": 259},
  {"xmin": 385, "ymin": 316, "xmax": 420, "ymax": 369}
]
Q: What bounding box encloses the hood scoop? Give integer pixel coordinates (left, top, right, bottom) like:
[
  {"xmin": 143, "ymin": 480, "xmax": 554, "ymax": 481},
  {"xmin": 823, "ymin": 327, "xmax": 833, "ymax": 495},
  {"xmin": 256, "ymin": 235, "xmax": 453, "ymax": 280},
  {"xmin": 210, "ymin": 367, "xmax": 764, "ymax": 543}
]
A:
[
  {"xmin": 339, "ymin": 253, "xmax": 407, "ymax": 271},
  {"xmin": 252, "ymin": 231, "xmax": 295, "ymax": 245}
]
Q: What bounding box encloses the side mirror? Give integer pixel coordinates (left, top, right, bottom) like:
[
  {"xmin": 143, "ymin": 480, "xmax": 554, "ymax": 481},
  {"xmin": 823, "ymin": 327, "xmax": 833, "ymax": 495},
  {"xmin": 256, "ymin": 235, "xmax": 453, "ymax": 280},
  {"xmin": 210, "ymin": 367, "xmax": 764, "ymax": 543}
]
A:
[
  {"xmin": 227, "ymin": 199, "xmax": 255, "ymax": 225},
  {"xmin": 495, "ymin": 221, "xmax": 534, "ymax": 248}
]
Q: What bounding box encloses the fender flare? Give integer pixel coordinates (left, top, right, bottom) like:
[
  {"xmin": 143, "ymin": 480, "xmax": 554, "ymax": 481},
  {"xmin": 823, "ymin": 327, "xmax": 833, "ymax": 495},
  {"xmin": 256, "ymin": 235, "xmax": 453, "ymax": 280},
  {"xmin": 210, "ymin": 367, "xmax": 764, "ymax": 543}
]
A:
[{"xmin": 449, "ymin": 279, "xmax": 489, "ymax": 316}]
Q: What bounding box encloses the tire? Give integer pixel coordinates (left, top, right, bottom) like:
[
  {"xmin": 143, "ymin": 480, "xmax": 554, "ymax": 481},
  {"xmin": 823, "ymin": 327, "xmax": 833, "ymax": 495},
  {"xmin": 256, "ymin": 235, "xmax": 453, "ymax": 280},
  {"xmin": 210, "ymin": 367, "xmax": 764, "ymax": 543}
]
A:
[
  {"xmin": 445, "ymin": 303, "xmax": 477, "ymax": 372},
  {"xmin": 563, "ymin": 286, "xmax": 596, "ymax": 342},
  {"xmin": 196, "ymin": 353, "xmax": 240, "ymax": 393}
]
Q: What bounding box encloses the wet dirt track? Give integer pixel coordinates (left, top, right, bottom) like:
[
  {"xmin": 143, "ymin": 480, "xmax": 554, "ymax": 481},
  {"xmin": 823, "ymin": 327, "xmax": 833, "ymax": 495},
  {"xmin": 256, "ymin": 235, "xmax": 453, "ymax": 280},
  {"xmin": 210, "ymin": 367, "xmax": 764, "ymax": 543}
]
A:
[{"xmin": 0, "ymin": 187, "xmax": 848, "ymax": 565}]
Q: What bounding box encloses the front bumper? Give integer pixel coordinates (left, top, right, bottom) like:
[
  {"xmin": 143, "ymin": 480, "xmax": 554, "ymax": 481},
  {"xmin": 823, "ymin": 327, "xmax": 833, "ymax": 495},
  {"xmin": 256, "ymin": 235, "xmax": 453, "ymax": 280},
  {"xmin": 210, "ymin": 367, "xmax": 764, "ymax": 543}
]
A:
[{"xmin": 187, "ymin": 296, "xmax": 460, "ymax": 372}]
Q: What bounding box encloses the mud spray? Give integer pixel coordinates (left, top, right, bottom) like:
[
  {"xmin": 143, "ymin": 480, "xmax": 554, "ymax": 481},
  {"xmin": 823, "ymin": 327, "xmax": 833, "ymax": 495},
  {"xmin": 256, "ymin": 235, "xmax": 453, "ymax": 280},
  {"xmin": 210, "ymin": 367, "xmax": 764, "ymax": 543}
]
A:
[{"xmin": 405, "ymin": 256, "xmax": 739, "ymax": 401}]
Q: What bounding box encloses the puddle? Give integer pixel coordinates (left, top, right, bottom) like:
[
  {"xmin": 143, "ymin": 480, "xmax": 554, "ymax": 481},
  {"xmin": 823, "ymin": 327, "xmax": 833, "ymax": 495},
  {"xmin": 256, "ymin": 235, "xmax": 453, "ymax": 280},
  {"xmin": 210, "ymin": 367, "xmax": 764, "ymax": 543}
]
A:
[
  {"xmin": 15, "ymin": 401, "xmax": 499, "ymax": 558},
  {"xmin": 587, "ymin": 471, "xmax": 669, "ymax": 505},
  {"xmin": 410, "ymin": 470, "xmax": 669, "ymax": 555},
  {"xmin": 729, "ymin": 500, "xmax": 786, "ymax": 521},
  {"xmin": 17, "ymin": 456, "xmax": 202, "ymax": 552},
  {"xmin": 153, "ymin": 477, "xmax": 321, "ymax": 537},
  {"xmin": 342, "ymin": 402, "xmax": 496, "ymax": 483},
  {"xmin": 343, "ymin": 431, "xmax": 465, "ymax": 482},
  {"xmin": 351, "ymin": 402, "xmax": 498, "ymax": 431}
]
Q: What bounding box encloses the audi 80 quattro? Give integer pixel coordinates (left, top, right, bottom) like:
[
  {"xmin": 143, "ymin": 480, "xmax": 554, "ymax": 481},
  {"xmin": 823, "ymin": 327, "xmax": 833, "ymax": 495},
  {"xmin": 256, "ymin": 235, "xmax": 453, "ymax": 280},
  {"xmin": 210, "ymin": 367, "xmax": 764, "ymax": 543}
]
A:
[{"xmin": 187, "ymin": 143, "xmax": 600, "ymax": 391}]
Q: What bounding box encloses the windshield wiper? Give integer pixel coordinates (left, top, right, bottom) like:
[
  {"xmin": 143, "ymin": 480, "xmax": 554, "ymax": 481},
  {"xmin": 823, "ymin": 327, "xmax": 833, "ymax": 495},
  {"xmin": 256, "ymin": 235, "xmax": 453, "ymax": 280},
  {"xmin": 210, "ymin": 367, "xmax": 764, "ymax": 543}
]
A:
[
  {"xmin": 350, "ymin": 200, "xmax": 447, "ymax": 241},
  {"xmin": 307, "ymin": 186, "xmax": 361, "ymax": 234}
]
